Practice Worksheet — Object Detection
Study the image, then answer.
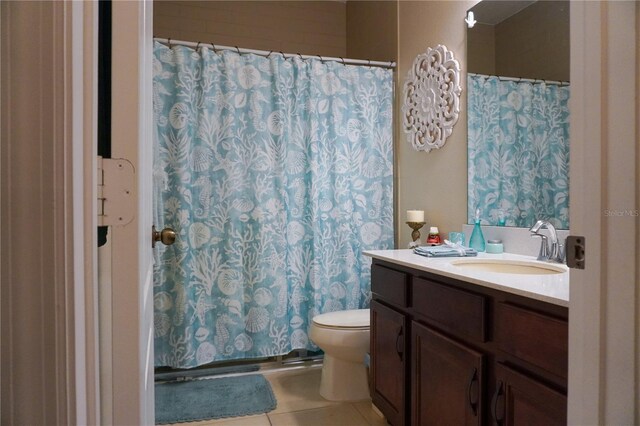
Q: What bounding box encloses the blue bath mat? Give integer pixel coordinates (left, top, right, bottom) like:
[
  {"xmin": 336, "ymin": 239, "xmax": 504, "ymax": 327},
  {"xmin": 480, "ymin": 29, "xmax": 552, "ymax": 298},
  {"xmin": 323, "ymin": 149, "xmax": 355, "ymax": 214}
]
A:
[{"xmin": 155, "ymin": 374, "xmax": 277, "ymax": 424}]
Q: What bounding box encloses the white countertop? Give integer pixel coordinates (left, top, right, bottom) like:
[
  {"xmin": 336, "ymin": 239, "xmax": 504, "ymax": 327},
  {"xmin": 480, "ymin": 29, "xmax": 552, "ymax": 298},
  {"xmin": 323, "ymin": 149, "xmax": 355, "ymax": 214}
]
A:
[{"xmin": 363, "ymin": 249, "xmax": 569, "ymax": 307}]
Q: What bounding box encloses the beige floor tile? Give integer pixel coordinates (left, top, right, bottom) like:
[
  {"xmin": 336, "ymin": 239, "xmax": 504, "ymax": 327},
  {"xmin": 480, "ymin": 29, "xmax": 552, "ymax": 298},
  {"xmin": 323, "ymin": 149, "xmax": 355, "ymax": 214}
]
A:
[
  {"xmin": 201, "ymin": 414, "xmax": 271, "ymax": 426},
  {"xmin": 352, "ymin": 401, "xmax": 388, "ymax": 426},
  {"xmin": 265, "ymin": 368, "xmax": 341, "ymax": 414},
  {"xmin": 169, "ymin": 414, "xmax": 270, "ymax": 426},
  {"xmin": 268, "ymin": 404, "xmax": 369, "ymax": 426},
  {"xmin": 173, "ymin": 367, "xmax": 371, "ymax": 425},
  {"xmin": 167, "ymin": 419, "xmax": 213, "ymax": 426}
]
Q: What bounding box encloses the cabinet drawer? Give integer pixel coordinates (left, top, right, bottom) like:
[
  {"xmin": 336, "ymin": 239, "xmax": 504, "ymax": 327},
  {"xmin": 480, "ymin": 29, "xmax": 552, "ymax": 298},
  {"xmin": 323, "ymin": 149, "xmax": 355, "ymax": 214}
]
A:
[
  {"xmin": 412, "ymin": 278, "xmax": 487, "ymax": 342},
  {"xmin": 371, "ymin": 264, "xmax": 408, "ymax": 307},
  {"xmin": 496, "ymin": 303, "xmax": 568, "ymax": 379}
]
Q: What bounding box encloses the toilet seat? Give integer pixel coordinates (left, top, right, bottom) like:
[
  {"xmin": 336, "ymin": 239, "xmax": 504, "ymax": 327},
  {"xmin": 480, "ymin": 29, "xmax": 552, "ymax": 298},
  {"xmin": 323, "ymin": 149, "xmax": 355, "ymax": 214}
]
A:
[{"xmin": 312, "ymin": 309, "xmax": 370, "ymax": 330}]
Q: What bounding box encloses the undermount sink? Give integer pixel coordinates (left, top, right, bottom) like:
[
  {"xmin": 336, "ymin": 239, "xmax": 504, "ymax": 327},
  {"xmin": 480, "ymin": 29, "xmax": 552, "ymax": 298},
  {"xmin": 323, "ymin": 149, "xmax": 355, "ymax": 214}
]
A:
[{"xmin": 450, "ymin": 258, "xmax": 567, "ymax": 275}]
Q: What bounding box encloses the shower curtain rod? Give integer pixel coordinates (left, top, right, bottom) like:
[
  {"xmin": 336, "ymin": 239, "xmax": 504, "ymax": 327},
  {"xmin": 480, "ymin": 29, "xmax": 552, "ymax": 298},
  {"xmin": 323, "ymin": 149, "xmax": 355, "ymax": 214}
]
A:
[
  {"xmin": 154, "ymin": 37, "xmax": 396, "ymax": 69},
  {"xmin": 468, "ymin": 72, "xmax": 569, "ymax": 86}
]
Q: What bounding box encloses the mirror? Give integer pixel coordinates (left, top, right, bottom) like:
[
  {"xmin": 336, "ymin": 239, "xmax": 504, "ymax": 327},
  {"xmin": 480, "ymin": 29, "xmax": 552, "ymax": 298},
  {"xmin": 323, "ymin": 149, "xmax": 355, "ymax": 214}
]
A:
[{"xmin": 466, "ymin": 1, "xmax": 570, "ymax": 229}]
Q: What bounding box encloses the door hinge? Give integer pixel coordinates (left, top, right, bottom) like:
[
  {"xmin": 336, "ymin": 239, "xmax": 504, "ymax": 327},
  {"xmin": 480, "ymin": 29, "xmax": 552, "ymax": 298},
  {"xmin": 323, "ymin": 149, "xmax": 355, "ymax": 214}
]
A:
[
  {"xmin": 565, "ymin": 235, "xmax": 586, "ymax": 269},
  {"xmin": 97, "ymin": 156, "xmax": 135, "ymax": 226}
]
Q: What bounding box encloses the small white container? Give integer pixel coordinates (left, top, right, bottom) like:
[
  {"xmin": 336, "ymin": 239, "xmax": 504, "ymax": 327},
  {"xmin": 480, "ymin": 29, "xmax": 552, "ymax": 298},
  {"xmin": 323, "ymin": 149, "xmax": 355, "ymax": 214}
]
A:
[{"xmin": 486, "ymin": 239, "xmax": 504, "ymax": 254}]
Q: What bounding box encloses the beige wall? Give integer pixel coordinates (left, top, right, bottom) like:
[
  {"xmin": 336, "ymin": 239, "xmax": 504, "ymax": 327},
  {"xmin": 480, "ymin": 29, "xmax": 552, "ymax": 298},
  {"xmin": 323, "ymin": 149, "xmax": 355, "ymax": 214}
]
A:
[
  {"xmin": 495, "ymin": 1, "xmax": 569, "ymax": 81},
  {"xmin": 154, "ymin": 1, "xmax": 347, "ymax": 57},
  {"xmin": 397, "ymin": 1, "xmax": 474, "ymax": 248},
  {"xmin": 636, "ymin": 5, "xmax": 640, "ymax": 420},
  {"xmin": 467, "ymin": 1, "xmax": 569, "ymax": 81},
  {"xmin": 467, "ymin": 23, "xmax": 495, "ymax": 75},
  {"xmin": 347, "ymin": 0, "xmax": 398, "ymax": 62}
]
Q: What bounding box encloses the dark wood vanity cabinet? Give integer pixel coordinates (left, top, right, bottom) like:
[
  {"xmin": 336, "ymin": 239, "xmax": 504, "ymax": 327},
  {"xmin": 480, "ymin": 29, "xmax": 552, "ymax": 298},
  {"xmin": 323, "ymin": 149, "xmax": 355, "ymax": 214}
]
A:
[{"xmin": 370, "ymin": 260, "xmax": 568, "ymax": 426}]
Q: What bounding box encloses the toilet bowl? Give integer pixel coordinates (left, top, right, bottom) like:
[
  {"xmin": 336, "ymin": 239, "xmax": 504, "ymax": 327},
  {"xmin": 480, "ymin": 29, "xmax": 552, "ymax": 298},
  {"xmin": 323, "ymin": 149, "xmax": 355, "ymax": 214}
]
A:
[{"xmin": 309, "ymin": 309, "xmax": 370, "ymax": 401}]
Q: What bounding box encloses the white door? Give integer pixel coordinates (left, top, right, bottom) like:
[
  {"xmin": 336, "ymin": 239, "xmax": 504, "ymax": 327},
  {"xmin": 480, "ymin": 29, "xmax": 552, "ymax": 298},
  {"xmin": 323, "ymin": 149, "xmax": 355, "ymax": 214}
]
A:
[{"xmin": 104, "ymin": 1, "xmax": 155, "ymax": 424}]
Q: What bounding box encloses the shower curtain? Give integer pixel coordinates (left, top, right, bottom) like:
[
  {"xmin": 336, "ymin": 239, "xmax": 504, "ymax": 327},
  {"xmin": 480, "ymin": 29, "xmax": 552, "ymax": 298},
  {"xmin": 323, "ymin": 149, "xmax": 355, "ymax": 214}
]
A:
[
  {"xmin": 152, "ymin": 42, "xmax": 394, "ymax": 368},
  {"xmin": 467, "ymin": 74, "xmax": 570, "ymax": 228}
]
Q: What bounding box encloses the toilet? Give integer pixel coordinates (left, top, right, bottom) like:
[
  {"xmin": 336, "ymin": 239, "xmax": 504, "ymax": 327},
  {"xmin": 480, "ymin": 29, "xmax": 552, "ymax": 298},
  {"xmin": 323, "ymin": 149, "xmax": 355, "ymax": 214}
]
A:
[{"xmin": 309, "ymin": 309, "xmax": 370, "ymax": 401}]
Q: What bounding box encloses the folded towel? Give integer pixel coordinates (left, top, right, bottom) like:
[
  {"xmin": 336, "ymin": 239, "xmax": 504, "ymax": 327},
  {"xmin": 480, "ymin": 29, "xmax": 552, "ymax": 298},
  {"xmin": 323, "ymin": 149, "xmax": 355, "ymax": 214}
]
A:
[{"xmin": 414, "ymin": 245, "xmax": 478, "ymax": 258}]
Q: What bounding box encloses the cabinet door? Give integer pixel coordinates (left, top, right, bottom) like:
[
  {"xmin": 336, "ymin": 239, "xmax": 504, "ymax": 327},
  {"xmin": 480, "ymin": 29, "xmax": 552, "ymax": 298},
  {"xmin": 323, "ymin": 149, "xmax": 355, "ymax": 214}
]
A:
[
  {"xmin": 371, "ymin": 300, "xmax": 407, "ymax": 425},
  {"xmin": 412, "ymin": 322, "xmax": 484, "ymax": 426},
  {"xmin": 492, "ymin": 363, "xmax": 566, "ymax": 426}
]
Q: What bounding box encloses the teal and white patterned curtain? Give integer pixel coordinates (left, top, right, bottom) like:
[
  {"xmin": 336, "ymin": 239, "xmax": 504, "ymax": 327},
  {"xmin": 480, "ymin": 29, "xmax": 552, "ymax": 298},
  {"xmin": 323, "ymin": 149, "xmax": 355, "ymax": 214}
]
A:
[
  {"xmin": 467, "ymin": 74, "xmax": 570, "ymax": 229},
  {"xmin": 152, "ymin": 42, "xmax": 394, "ymax": 368}
]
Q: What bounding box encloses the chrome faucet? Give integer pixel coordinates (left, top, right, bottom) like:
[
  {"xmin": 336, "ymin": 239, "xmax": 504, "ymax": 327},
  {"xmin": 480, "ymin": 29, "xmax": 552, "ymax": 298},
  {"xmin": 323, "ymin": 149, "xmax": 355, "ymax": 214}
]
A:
[{"xmin": 529, "ymin": 220, "xmax": 565, "ymax": 263}]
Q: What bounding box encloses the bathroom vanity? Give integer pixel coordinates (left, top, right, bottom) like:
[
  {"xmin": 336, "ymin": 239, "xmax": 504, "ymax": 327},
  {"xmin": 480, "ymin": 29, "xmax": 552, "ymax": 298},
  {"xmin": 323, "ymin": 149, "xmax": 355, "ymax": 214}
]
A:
[{"xmin": 364, "ymin": 250, "xmax": 569, "ymax": 426}]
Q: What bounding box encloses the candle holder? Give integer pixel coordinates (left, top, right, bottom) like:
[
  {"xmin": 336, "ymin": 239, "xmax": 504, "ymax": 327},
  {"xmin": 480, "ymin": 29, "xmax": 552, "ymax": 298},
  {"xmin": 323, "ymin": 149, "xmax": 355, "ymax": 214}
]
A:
[{"xmin": 406, "ymin": 221, "xmax": 426, "ymax": 247}]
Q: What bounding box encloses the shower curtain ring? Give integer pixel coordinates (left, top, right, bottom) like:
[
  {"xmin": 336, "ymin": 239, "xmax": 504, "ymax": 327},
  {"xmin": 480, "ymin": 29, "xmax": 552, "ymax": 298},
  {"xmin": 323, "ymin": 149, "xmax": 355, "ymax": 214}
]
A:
[
  {"xmin": 235, "ymin": 46, "xmax": 241, "ymax": 54},
  {"xmin": 196, "ymin": 41, "xmax": 201, "ymax": 51},
  {"xmin": 168, "ymin": 38, "xmax": 172, "ymax": 48},
  {"xmin": 368, "ymin": 59, "xmax": 371, "ymax": 68},
  {"xmin": 340, "ymin": 57, "xmax": 346, "ymax": 66},
  {"xmin": 317, "ymin": 55, "xmax": 324, "ymax": 64},
  {"xmin": 211, "ymin": 42, "xmax": 217, "ymax": 53}
]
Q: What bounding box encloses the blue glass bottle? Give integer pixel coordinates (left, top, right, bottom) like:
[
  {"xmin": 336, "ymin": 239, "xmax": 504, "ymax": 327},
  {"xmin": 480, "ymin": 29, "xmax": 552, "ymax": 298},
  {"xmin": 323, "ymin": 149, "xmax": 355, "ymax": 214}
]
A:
[
  {"xmin": 469, "ymin": 208, "xmax": 485, "ymax": 252},
  {"xmin": 498, "ymin": 209, "xmax": 506, "ymax": 227}
]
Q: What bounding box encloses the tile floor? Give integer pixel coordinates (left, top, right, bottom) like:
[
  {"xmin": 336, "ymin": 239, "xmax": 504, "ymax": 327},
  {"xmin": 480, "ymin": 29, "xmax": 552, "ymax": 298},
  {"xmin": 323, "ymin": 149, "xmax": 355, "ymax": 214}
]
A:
[{"xmin": 171, "ymin": 366, "xmax": 388, "ymax": 426}]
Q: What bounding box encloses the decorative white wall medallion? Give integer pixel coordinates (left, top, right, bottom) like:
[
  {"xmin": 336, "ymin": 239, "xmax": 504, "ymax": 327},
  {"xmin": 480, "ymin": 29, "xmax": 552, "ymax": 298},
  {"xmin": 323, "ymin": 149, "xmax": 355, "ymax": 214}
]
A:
[{"xmin": 402, "ymin": 45, "xmax": 461, "ymax": 152}]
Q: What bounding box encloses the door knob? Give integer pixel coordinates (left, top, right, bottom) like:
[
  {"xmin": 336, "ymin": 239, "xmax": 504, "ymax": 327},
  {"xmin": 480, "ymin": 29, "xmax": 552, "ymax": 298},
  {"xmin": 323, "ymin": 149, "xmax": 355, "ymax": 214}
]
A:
[{"xmin": 152, "ymin": 225, "xmax": 176, "ymax": 248}]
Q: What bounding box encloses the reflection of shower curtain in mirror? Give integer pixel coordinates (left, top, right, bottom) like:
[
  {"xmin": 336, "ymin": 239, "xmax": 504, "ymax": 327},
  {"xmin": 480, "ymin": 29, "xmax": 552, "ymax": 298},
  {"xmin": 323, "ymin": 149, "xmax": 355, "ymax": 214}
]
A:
[
  {"xmin": 467, "ymin": 75, "xmax": 570, "ymax": 229},
  {"xmin": 152, "ymin": 42, "xmax": 393, "ymax": 368}
]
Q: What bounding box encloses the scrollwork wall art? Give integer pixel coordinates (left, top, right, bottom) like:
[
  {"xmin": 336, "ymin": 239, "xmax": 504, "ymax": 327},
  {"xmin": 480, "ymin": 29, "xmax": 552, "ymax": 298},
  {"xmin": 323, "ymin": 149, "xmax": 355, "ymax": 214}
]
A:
[{"xmin": 402, "ymin": 45, "xmax": 461, "ymax": 152}]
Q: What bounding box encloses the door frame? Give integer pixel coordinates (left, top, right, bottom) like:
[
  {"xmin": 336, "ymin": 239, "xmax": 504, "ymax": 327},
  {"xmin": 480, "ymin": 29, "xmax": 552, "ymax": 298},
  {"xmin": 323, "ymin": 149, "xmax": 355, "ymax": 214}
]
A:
[
  {"xmin": 1, "ymin": 1, "xmax": 100, "ymax": 424},
  {"xmin": 568, "ymin": 2, "xmax": 639, "ymax": 425}
]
